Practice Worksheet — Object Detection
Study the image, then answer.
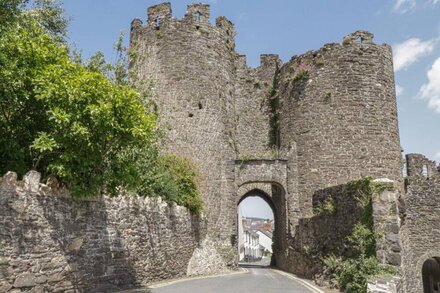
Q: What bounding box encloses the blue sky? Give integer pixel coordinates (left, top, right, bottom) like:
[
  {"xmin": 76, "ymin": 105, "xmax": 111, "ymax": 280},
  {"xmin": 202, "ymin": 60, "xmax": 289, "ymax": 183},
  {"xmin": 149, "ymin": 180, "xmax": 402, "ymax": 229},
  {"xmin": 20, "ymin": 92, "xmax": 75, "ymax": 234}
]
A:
[
  {"xmin": 63, "ymin": 0, "xmax": 440, "ymax": 218},
  {"xmin": 239, "ymin": 196, "xmax": 274, "ymax": 220}
]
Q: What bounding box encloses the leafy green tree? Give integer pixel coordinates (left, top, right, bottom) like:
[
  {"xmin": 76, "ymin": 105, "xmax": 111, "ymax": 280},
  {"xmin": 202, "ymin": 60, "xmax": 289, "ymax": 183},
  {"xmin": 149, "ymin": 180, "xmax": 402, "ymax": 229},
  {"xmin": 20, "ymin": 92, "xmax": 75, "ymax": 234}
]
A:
[
  {"xmin": 0, "ymin": 1, "xmax": 204, "ymax": 215},
  {"xmin": 1, "ymin": 0, "xmax": 67, "ymax": 39},
  {"xmin": 0, "ymin": 17, "xmax": 156, "ymax": 196}
]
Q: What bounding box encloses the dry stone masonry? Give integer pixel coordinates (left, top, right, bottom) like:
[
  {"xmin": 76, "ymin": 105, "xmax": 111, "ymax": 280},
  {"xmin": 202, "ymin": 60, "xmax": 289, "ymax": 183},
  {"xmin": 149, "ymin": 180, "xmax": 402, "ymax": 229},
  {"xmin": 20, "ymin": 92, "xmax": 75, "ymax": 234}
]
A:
[
  {"xmin": 0, "ymin": 171, "xmax": 210, "ymax": 292},
  {"xmin": 1, "ymin": 2, "xmax": 439, "ymax": 292}
]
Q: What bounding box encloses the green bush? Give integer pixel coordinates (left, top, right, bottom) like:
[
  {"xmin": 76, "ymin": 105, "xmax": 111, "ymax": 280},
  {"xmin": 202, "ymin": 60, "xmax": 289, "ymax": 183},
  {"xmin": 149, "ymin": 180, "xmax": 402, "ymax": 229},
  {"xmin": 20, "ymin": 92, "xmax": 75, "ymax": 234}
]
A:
[
  {"xmin": 125, "ymin": 148, "xmax": 204, "ymax": 215},
  {"xmin": 313, "ymin": 197, "xmax": 336, "ymax": 215},
  {"xmin": 293, "ymin": 69, "xmax": 309, "ymax": 81},
  {"xmin": 0, "ymin": 19, "xmax": 157, "ymax": 197},
  {"xmin": 323, "ymin": 224, "xmax": 395, "ymax": 293}
]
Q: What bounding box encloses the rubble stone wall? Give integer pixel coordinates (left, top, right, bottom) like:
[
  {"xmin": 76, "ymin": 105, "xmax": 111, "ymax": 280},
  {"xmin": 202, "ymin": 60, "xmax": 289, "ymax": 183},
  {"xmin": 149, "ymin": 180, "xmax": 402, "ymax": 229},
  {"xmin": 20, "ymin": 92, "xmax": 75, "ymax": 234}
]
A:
[
  {"xmin": 0, "ymin": 171, "xmax": 213, "ymax": 293},
  {"xmin": 400, "ymin": 154, "xmax": 440, "ymax": 292}
]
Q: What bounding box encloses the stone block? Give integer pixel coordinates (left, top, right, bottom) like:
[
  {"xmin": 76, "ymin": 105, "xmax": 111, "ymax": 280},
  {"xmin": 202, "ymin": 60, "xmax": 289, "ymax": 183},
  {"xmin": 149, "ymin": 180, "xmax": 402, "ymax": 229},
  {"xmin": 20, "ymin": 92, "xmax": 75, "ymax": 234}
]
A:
[
  {"xmin": 13, "ymin": 272, "xmax": 36, "ymax": 288},
  {"xmin": 0, "ymin": 282, "xmax": 12, "ymax": 292},
  {"xmin": 1, "ymin": 171, "xmax": 17, "ymax": 190},
  {"xmin": 68, "ymin": 238, "xmax": 84, "ymax": 251},
  {"xmin": 23, "ymin": 170, "xmax": 41, "ymax": 193}
]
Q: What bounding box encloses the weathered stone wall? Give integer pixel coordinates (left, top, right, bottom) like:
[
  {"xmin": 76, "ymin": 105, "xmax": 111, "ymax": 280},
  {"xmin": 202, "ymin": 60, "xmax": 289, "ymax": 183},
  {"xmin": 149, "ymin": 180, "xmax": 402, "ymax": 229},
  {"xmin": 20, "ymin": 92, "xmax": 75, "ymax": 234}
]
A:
[
  {"xmin": 283, "ymin": 182, "xmax": 364, "ymax": 279},
  {"xmin": 0, "ymin": 171, "xmax": 215, "ymax": 292},
  {"xmin": 278, "ymin": 31, "xmax": 403, "ymax": 217},
  {"xmin": 280, "ymin": 177, "xmax": 402, "ymax": 282},
  {"xmin": 400, "ymin": 154, "xmax": 440, "ymax": 292},
  {"xmin": 372, "ymin": 179, "xmax": 402, "ymax": 268},
  {"xmin": 130, "ymin": 3, "xmax": 238, "ymax": 262},
  {"xmin": 234, "ymin": 54, "xmax": 280, "ymax": 155}
]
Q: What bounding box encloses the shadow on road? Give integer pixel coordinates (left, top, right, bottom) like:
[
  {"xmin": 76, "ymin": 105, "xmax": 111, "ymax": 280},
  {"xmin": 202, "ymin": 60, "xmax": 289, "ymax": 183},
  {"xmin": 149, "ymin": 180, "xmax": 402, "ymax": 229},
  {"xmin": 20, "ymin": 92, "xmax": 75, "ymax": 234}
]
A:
[{"xmin": 239, "ymin": 263, "xmax": 271, "ymax": 269}]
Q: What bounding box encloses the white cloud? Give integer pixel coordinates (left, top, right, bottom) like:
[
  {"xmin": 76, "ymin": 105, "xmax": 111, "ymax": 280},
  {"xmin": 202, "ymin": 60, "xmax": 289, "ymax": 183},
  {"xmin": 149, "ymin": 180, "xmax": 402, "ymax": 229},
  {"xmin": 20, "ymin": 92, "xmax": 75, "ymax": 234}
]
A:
[
  {"xmin": 395, "ymin": 84, "xmax": 404, "ymax": 96},
  {"xmin": 393, "ymin": 38, "xmax": 436, "ymax": 71},
  {"xmin": 393, "ymin": 0, "xmax": 416, "ymax": 13},
  {"xmin": 393, "ymin": 0, "xmax": 440, "ymax": 13},
  {"xmin": 434, "ymin": 151, "xmax": 440, "ymax": 161},
  {"xmin": 420, "ymin": 57, "xmax": 440, "ymax": 113}
]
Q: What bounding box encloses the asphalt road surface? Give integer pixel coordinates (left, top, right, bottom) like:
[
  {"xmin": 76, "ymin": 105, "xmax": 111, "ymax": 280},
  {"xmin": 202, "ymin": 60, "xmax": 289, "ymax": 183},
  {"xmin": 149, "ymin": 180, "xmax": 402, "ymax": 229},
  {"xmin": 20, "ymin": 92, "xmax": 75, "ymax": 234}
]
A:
[{"xmin": 144, "ymin": 267, "xmax": 322, "ymax": 293}]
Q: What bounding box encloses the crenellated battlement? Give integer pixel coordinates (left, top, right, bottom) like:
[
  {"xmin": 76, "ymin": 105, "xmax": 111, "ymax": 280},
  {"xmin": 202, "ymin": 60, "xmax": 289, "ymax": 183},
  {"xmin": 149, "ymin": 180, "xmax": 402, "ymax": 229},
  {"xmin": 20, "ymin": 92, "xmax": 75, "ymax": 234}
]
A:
[
  {"xmin": 405, "ymin": 153, "xmax": 440, "ymax": 187},
  {"xmin": 342, "ymin": 30, "xmax": 374, "ymax": 46},
  {"xmin": 133, "ymin": 3, "xmax": 234, "ymax": 37},
  {"xmin": 284, "ymin": 30, "xmax": 389, "ymax": 70},
  {"xmin": 186, "ymin": 3, "xmax": 210, "ymax": 24},
  {"xmin": 147, "ymin": 2, "xmax": 172, "ymax": 25},
  {"xmin": 130, "ymin": 2, "xmax": 239, "ymax": 56}
]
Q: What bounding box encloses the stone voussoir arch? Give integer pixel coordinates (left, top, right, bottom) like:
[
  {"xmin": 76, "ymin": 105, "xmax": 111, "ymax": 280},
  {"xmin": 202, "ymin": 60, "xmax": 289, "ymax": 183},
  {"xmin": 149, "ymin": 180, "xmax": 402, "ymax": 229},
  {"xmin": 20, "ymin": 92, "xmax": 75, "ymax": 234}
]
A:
[{"xmin": 237, "ymin": 182, "xmax": 273, "ymax": 203}]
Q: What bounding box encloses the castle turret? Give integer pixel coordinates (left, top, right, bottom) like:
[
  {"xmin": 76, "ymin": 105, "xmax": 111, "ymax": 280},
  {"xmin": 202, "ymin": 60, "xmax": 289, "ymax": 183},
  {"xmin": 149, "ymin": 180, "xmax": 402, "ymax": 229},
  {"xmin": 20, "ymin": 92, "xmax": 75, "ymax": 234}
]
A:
[
  {"xmin": 277, "ymin": 31, "xmax": 402, "ymax": 215},
  {"xmin": 147, "ymin": 2, "xmax": 172, "ymax": 26},
  {"xmin": 130, "ymin": 3, "xmax": 238, "ymax": 263}
]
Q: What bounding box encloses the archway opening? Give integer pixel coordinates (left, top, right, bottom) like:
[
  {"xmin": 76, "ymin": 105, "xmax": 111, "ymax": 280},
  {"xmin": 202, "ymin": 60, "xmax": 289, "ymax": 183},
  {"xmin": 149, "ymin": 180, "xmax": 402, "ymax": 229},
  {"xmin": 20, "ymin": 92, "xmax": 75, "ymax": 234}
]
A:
[
  {"xmin": 237, "ymin": 190, "xmax": 275, "ymax": 267},
  {"xmin": 422, "ymin": 257, "xmax": 440, "ymax": 293}
]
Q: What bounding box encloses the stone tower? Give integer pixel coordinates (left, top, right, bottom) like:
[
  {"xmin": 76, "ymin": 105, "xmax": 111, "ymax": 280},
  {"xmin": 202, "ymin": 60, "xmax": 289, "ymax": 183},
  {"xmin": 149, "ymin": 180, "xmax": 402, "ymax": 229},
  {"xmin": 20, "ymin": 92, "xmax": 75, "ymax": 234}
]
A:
[
  {"xmin": 277, "ymin": 31, "xmax": 403, "ymax": 215},
  {"xmin": 130, "ymin": 3, "xmax": 403, "ymax": 272},
  {"xmin": 130, "ymin": 3, "xmax": 241, "ymax": 270}
]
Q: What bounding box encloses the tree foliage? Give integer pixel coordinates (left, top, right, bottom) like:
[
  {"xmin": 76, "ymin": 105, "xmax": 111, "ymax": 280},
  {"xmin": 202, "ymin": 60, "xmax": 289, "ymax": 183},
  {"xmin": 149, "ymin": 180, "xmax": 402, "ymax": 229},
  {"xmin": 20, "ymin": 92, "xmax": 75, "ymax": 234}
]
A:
[
  {"xmin": 323, "ymin": 224, "xmax": 395, "ymax": 293},
  {"xmin": 0, "ymin": 3, "xmax": 204, "ymax": 215},
  {"xmin": 0, "ymin": 19, "xmax": 156, "ymax": 196}
]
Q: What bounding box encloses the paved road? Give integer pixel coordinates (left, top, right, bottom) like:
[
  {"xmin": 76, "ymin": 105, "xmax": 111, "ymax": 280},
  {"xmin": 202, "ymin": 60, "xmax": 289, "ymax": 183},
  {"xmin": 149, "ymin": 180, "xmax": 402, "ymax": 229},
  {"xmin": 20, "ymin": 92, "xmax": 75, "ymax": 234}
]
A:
[{"xmin": 143, "ymin": 267, "xmax": 321, "ymax": 293}]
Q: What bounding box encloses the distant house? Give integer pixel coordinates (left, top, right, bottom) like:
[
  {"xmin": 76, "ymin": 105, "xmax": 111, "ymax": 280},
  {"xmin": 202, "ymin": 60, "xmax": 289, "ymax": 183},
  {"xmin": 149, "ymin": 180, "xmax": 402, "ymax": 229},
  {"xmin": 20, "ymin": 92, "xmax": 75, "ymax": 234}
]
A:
[
  {"xmin": 240, "ymin": 229, "xmax": 263, "ymax": 262},
  {"xmin": 256, "ymin": 230, "xmax": 272, "ymax": 254}
]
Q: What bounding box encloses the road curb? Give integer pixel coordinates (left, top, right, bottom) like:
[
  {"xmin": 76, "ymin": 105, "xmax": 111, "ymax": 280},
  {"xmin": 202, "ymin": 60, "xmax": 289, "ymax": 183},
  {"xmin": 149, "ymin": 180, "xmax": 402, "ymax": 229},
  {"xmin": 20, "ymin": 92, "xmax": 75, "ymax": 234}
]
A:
[{"xmin": 271, "ymin": 269, "xmax": 325, "ymax": 293}]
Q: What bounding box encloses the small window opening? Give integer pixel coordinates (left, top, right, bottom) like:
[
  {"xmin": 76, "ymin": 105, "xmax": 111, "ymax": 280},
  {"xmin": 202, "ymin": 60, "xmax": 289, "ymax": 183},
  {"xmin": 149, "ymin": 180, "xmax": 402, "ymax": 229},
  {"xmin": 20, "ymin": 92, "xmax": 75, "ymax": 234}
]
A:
[
  {"xmin": 198, "ymin": 102, "xmax": 203, "ymax": 109},
  {"xmin": 421, "ymin": 165, "xmax": 429, "ymax": 178},
  {"xmin": 188, "ymin": 113, "xmax": 194, "ymax": 118},
  {"xmin": 154, "ymin": 17, "xmax": 161, "ymax": 29},
  {"xmin": 194, "ymin": 11, "xmax": 201, "ymax": 22},
  {"xmin": 357, "ymin": 37, "xmax": 363, "ymax": 47}
]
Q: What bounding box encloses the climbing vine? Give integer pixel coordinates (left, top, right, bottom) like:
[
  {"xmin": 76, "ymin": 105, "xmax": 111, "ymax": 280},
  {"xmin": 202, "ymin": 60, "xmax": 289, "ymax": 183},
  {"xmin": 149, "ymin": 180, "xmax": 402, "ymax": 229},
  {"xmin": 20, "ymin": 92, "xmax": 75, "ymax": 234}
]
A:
[
  {"xmin": 268, "ymin": 70, "xmax": 280, "ymax": 147},
  {"xmin": 322, "ymin": 177, "xmax": 395, "ymax": 293}
]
